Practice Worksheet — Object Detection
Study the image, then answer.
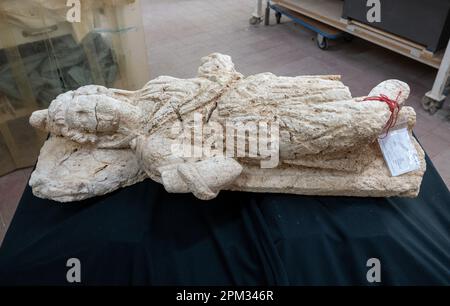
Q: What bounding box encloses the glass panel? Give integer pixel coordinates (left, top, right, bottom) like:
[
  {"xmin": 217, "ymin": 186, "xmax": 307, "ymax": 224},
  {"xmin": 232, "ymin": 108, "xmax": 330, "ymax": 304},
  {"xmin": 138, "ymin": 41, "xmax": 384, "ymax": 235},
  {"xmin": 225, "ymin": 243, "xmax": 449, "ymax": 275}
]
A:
[{"xmin": 0, "ymin": 0, "xmax": 149, "ymax": 175}]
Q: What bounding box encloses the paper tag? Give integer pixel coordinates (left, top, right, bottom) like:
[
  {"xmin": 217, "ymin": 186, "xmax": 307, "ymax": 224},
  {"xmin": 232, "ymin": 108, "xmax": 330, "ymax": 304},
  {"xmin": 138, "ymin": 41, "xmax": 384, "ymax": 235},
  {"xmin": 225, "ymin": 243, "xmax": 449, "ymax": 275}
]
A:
[{"xmin": 378, "ymin": 128, "xmax": 420, "ymax": 176}]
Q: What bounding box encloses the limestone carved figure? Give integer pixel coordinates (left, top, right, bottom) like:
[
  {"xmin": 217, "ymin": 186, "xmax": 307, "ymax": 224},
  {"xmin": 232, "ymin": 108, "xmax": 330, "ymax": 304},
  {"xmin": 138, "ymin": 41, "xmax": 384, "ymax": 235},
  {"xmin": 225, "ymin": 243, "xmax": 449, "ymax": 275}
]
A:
[{"xmin": 29, "ymin": 53, "xmax": 425, "ymax": 202}]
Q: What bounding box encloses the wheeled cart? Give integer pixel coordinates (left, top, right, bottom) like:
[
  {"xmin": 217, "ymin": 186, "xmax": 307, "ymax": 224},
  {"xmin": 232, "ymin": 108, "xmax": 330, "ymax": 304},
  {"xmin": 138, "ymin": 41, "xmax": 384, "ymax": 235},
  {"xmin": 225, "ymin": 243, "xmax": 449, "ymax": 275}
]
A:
[
  {"xmin": 250, "ymin": 0, "xmax": 344, "ymax": 50},
  {"xmin": 265, "ymin": 2, "xmax": 344, "ymax": 50}
]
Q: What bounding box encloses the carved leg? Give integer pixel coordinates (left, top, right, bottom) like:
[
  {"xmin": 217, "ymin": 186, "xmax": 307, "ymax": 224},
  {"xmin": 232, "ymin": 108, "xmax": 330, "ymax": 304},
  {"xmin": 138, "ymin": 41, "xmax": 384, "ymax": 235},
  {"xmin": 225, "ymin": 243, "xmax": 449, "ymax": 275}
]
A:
[
  {"xmin": 368, "ymin": 79, "xmax": 410, "ymax": 104},
  {"xmin": 160, "ymin": 156, "xmax": 243, "ymax": 200}
]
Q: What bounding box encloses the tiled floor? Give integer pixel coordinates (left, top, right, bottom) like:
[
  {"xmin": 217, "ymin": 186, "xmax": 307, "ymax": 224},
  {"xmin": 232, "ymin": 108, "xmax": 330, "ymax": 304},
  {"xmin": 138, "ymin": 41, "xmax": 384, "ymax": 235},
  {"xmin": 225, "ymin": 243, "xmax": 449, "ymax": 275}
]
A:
[{"xmin": 1, "ymin": 0, "xmax": 449, "ymax": 244}]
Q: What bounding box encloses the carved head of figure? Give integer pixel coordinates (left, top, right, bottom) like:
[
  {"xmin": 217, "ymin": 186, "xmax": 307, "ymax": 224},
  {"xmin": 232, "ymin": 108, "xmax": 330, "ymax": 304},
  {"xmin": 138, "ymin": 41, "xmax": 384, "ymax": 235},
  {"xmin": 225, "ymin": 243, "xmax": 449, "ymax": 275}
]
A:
[
  {"xmin": 198, "ymin": 53, "xmax": 243, "ymax": 84},
  {"xmin": 30, "ymin": 85, "xmax": 144, "ymax": 148}
]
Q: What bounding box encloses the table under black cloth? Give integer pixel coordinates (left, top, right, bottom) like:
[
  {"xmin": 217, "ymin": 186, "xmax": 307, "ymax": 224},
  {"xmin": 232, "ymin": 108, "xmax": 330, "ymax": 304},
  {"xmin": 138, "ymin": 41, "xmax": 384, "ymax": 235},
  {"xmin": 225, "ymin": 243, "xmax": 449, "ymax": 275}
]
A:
[{"xmin": 0, "ymin": 154, "xmax": 449, "ymax": 285}]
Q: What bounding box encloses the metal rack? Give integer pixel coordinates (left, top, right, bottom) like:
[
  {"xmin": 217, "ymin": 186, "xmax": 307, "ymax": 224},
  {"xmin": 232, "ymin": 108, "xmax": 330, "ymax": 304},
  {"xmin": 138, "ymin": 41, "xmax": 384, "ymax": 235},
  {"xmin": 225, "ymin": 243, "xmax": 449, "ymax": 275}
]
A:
[{"xmin": 423, "ymin": 41, "xmax": 450, "ymax": 113}]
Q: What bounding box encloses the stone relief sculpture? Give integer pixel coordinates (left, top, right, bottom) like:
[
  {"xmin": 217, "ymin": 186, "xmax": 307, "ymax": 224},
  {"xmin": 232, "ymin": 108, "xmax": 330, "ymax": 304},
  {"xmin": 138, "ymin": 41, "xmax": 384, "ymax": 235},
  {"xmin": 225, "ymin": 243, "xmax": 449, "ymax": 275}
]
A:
[{"xmin": 28, "ymin": 53, "xmax": 425, "ymax": 202}]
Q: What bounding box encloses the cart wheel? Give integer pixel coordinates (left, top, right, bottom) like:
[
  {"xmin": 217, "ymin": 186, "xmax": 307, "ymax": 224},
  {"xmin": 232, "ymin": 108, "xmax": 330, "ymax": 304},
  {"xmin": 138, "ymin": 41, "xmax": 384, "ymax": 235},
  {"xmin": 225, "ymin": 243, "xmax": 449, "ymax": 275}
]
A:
[
  {"xmin": 275, "ymin": 12, "xmax": 282, "ymax": 24},
  {"xmin": 316, "ymin": 33, "xmax": 328, "ymax": 50},
  {"xmin": 249, "ymin": 16, "xmax": 263, "ymax": 25},
  {"xmin": 264, "ymin": 4, "xmax": 270, "ymax": 26}
]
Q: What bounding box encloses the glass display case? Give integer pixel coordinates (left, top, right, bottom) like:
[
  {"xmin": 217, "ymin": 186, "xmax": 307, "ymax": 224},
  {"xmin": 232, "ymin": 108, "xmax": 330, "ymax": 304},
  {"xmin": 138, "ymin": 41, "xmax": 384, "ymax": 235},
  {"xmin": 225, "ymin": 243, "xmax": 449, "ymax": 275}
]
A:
[{"xmin": 0, "ymin": 0, "xmax": 149, "ymax": 175}]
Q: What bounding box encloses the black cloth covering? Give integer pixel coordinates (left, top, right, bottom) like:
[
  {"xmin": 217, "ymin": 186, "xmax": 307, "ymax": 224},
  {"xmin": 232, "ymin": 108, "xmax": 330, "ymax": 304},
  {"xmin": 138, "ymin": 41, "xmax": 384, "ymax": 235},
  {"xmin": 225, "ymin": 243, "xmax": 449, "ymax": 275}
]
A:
[{"xmin": 0, "ymin": 155, "xmax": 449, "ymax": 285}]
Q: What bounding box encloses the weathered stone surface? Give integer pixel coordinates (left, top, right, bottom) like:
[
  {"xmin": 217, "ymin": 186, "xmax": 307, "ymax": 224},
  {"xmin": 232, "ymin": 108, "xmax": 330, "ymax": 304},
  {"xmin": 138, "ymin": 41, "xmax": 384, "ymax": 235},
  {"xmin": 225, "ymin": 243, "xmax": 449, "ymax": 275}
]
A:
[
  {"xmin": 29, "ymin": 137, "xmax": 146, "ymax": 202},
  {"xmin": 231, "ymin": 140, "xmax": 425, "ymax": 198},
  {"xmin": 29, "ymin": 53, "xmax": 426, "ymax": 202}
]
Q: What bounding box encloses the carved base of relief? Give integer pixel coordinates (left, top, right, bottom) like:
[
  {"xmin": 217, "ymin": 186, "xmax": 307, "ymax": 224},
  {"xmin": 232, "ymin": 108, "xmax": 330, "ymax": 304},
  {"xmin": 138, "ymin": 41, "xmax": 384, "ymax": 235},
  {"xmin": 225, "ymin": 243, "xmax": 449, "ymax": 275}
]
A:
[{"xmin": 230, "ymin": 138, "xmax": 425, "ymax": 198}]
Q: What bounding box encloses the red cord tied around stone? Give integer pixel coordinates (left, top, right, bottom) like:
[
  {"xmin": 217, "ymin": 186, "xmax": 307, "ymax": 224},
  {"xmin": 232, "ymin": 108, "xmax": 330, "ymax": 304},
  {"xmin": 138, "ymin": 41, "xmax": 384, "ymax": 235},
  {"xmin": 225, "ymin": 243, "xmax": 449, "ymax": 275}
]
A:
[{"xmin": 361, "ymin": 91, "xmax": 402, "ymax": 138}]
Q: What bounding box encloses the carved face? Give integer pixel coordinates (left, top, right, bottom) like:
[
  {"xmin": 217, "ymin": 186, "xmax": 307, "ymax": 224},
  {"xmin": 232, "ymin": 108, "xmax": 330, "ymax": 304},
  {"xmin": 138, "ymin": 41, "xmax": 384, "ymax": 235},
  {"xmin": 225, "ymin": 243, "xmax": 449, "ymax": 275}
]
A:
[
  {"xmin": 65, "ymin": 95, "xmax": 98, "ymax": 133},
  {"xmin": 30, "ymin": 85, "xmax": 123, "ymax": 144},
  {"xmin": 63, "ymin": 94, "xmax": 122, "ymax": 134}
]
